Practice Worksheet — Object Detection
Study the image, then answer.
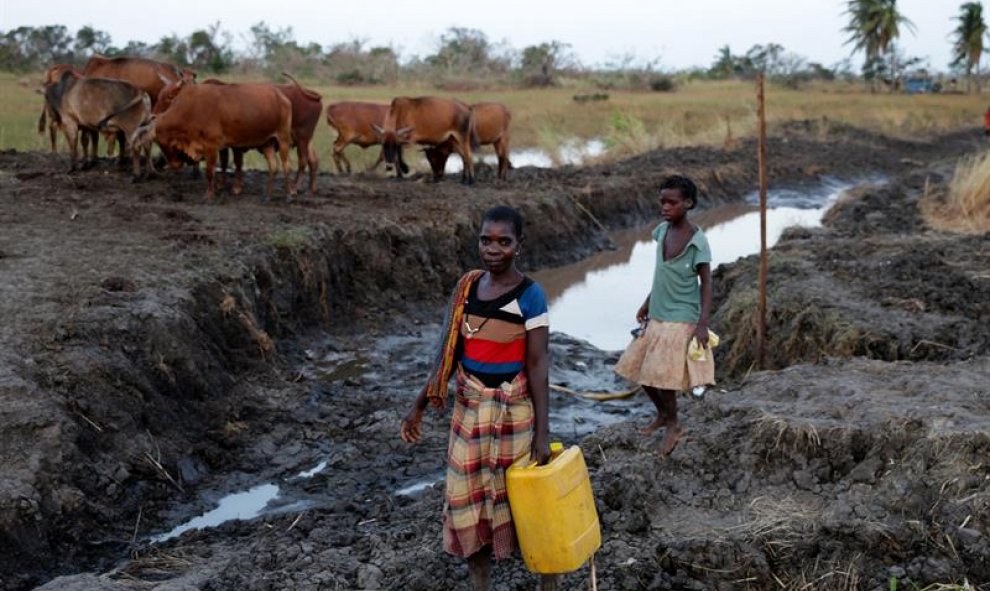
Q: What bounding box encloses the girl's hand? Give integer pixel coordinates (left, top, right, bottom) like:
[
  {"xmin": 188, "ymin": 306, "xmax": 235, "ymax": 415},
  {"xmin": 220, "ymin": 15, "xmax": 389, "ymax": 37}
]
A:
[
  {"xmin": 400, "ymin": 407, "xmax": 424, "ymax": 443},
  {"xmin": 530, "ymin": 433, "xmax": 551, "ymax": 466},
  {"xmin": 694, "ymin": 324, "xmax": 709, "ymax": 349},
  {"xmin": 636, "ymin": 300, "xmax": 649, "ymax": 324}
]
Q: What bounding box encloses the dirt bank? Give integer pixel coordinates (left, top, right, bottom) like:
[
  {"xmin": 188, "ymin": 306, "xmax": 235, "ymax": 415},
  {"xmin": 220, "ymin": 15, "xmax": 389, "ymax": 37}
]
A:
[
  {"xmin": 712, "ymin": 166, "xmax": 990, "ymax": 377},
  {"xmin": 0, "ymin": 123, "xmax": 986, "ymax": 590}
]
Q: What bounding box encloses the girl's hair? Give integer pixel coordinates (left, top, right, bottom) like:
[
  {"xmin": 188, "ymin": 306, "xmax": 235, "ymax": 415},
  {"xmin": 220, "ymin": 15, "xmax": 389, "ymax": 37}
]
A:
[
  {"xmin": 482, "ymin": 205, "xmax": 524, "ymax": 237},
  {"xmin": 659, "ymin": 175, "xmax": 699, "ymax": 209}
]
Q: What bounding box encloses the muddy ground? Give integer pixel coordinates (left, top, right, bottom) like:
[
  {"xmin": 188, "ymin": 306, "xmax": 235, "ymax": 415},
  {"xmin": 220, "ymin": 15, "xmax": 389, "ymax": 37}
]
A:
[{"xmin": 1, "ymin": 122, "xmax": 987, "ymax": 590}]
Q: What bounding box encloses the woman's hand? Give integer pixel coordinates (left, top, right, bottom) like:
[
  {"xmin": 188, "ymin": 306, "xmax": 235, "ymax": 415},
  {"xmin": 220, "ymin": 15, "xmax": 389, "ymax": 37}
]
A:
[
  {"xmin": 400, "ymin": 407, "xmax": 424, "ymax": 443},
  {"xmin": 531, "ymin": 433, "xmax": 551, "ymax": 465},
  {"xmin": 694, "ymin": 323, "xmax": 709, "ymax": 349}
]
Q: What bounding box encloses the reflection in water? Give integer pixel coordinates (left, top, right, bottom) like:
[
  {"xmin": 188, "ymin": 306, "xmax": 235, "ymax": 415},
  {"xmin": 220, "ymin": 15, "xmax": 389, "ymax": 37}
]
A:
[
  {"xmin": 444, "ymin": 138, "xmax": 607, "ymax": 173},
  {"xmin": 534, "ymin": 177, "xmax": 881, "ymax": 351}
]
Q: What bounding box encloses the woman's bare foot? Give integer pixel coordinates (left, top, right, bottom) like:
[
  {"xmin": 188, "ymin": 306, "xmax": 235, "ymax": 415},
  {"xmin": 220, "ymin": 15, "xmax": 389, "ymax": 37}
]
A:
[
  {"xmin": 658, "ymin": 423, "xmax": 684, "ymax": 456},
  {"xmin": 640, "ymin": 416, "xmax": 665, "ymax": 435}
]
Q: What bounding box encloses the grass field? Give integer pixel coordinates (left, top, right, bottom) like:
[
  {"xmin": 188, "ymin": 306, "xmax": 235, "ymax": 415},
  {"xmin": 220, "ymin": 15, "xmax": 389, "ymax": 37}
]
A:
[{"xmin": 2, "ymin": 71, "xmax": 986, "ymax": 172}]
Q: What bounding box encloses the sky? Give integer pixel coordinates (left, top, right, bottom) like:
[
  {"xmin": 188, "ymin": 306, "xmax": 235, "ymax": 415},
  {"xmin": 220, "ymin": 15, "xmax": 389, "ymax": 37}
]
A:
[{"xmin": 0, "ymin": 0, "xmax": 962, "ymax": 71}]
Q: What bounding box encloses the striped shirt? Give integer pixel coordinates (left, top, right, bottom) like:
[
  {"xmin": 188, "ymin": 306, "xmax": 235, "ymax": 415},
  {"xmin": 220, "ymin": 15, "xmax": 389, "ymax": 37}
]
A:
[{"xmin": 460, "ymin": 276, "xmax": 549, "ymax": 387}]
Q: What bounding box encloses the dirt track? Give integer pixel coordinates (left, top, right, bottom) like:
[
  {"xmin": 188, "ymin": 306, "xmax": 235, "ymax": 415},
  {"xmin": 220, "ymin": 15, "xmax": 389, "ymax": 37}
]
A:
[{"xmin": 1, "ymin": 122, "xmax": 988, "ymax": 590}]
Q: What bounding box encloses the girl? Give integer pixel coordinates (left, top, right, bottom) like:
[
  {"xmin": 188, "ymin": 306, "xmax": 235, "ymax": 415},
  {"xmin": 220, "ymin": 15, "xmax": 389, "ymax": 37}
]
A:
[
  {"xmin": 614, "ymin": 175, "xmax": 715, "ymax": 456},
  {"xmin": 400, "ymin": 206, "xmax": 555, "ymax": 591}
]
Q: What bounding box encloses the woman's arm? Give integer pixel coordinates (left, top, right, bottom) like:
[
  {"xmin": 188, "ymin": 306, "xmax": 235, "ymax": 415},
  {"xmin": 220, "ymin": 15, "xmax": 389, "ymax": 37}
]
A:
[
  {"xmin": 400, "ymin": 387, "xmax": 429, "ymax": 443},
  {"xmin": 695, "ymin": 262, "xmax": 712, "ymax": 347},
  {"xmin": 525, "ymin": 325, "xmax": 551, "ymax": 465}
]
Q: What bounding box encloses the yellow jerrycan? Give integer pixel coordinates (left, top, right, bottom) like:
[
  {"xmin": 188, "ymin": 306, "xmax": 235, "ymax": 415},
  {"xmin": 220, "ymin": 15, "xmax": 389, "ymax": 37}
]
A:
[{"xmin": 506, "ymin": 442, "xmax": 601, "ymax": 573}]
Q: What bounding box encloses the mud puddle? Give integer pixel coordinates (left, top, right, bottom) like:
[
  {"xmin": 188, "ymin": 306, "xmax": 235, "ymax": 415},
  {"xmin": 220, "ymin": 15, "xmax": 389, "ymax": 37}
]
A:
[{"xmin": 534, "ymin": 175, "xmax": 884, "ymax": 350}]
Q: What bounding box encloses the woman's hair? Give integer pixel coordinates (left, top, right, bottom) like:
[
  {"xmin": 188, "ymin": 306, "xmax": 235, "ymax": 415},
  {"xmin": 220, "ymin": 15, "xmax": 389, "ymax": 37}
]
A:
[
  {"xmin": 482, "ymin": 205, "xmax": 524, "ymax": 237},
  {"xmin": 659, "ymin": 175, "xmax": 699, "ymax": 209}
]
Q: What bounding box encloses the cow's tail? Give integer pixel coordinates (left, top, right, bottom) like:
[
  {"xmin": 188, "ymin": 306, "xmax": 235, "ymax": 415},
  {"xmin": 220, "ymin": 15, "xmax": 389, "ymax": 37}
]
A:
[
  {"xmin": 282, "ymin": 72, "xmax": 323, "ymax": 101},
  {"xmin": 97, "ymin": 93, "xmax": 146, "ymax": 130},
  {"xmin": 466, "ymin": 109, "xmax": 480, "ymax": 152},
  {"xmin": 37, "ymin": 108, "xmax": 46, "ymax": 135}
]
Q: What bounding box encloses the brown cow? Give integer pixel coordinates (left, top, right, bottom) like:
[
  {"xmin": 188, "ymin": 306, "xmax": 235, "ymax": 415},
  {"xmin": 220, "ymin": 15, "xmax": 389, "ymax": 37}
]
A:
[
  {"xmin": 162, "ymin": 75, "xmax": 322, "ymax": 194},
  {"xmin": 425, "ymin": 102, "xmax": 511, "ymax": 180},
  {"xmin": 325, "ymin": 101, "xmax": 407, "ymax": 174},
  {"xmin": 44, "ymin": 69, "xmax": 151, "ymax": 176},
  {"xmin": 82, "ymin": 55, "xmax": 193, "ymax": 158},
  {"xmin": 372, "ymin": 96, "xmax": 475, "ymax": 184},
  {"xmin": 132, "ymin": 81, "xmax": 294, "ymax": 200}
]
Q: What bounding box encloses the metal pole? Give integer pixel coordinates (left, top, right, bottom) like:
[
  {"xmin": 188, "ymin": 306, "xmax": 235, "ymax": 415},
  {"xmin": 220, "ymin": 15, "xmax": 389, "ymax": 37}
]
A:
[{"xmin": 756, "ymin": 73, "xmax": 768, "ymax": 370}]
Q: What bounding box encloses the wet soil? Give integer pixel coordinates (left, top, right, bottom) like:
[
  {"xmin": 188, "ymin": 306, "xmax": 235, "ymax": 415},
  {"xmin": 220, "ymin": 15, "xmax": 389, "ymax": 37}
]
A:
[{"xmin": 1, "ymin": 122, "xmax": 988, "ymax": 590}]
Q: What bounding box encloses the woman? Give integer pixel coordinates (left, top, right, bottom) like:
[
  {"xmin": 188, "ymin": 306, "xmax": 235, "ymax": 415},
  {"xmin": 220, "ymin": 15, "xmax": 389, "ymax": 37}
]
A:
[
  {"xmin": 400, "ymin": 205, "xmax": 554, "ymax": 591},
  {"xmin": 614, "ymin": 175, "xmax": 715, "ymax": 456}
]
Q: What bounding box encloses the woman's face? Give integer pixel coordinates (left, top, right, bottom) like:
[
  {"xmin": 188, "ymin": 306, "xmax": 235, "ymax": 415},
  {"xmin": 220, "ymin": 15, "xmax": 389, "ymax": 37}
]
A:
[{"xmin": 478, "ymin": 220, "xmax": 519, "ymax": 274}]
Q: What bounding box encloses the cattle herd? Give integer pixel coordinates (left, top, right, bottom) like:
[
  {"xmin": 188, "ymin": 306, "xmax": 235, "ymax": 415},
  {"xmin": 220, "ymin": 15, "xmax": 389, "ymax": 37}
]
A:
[{"xmin": 39, "ymin": 56, "xmax": 513, "ymax": 200}]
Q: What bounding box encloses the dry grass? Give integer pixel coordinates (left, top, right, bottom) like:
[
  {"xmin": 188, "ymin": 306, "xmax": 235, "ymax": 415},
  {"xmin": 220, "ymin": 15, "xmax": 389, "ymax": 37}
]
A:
[
  {"xmin": 922, "ymin": 151, "xmax": 990, "ymax": 234},
  {"xmin": 4, "ymin": 72, "xmax": 987, "ymax": 167}
]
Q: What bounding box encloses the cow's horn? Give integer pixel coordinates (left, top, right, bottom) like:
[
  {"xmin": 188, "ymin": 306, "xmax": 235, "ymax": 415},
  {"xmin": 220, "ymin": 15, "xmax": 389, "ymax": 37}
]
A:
[
  {"xmin": 371, "ymin": 124, "xmax": 384, "ymax": 136},
  {"xmin": 396, "ymin": 126, "xmax": 414, "ymax": 137}
]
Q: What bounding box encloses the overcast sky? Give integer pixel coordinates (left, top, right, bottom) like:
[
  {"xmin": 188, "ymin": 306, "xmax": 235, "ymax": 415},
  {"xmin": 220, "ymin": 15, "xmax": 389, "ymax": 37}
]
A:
[{"xmin": 1, "ymin": 0, "xmax": 962, "ymax": 71}]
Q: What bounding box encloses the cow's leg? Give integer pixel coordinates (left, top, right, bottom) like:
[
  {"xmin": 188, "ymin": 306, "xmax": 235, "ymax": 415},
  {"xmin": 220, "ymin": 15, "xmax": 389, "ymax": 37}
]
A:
[
  {"xmin": 495, "ymin": 137, "xmax": 510, "ymax": 180},
  {"xmin": 260, "ymin": 144, "xmax": 277, "ymax": 201},
  {"xmin": 332, "ymin": 139, "xmax": 350, "ymax": 174},
  {"xmin": 64, "ymin": 122, "xmax": 79, "ymax": 172},
  {"xmin": 105, "ymin": 131, "xmax": 116, "ymax": 159},
  {"xmin": 80, "ymin": 131, "xmax": 91, "ymax": 169},
  {"xmin": 204, "ymin": 149, "xmax": 218, "ymax": 201},
  {"xmin": 459, "ymin": 138, "xmax": 475, "ymax": 185},
  {"xmin": 48, "ymin": 123, "xmax": 58, "ymax": 154},
  {"xmin": 306, "ymin": 142, "xmax": 318, "ymax": 194},
  {"xmin": 115, "ymin": 130, "xmax": 127, "ymax": 168},
  {"xmin": 219, "ymin": 148, "xmax": 229, "ymax": 191},
  {"xmin": 394, "ymin": 146, "xmax": 405, "ymax": 179},
  {"xmin": 232, "ymin": 150, "xmax": 245, "ymax": 196},
  {"xmin": 278, "ymin": 140, "xmax": 294, "ymax": 199}
]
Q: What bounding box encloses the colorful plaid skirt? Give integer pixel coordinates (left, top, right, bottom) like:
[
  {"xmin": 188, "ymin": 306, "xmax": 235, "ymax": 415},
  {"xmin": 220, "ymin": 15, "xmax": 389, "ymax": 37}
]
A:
[
  {"xmin": 443, "ymin": 368, "xmax": 534, "ymax": 559},
  {"xmin": 614, "ymin": 319, "xmax": 715, "ymax": 391}
]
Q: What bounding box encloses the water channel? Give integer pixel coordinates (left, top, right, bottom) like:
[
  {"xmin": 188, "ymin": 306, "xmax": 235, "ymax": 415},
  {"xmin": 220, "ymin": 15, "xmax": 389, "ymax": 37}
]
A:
[{"xmin": 149, "ymin": 175, "xmax": 880, "ymax": 542}]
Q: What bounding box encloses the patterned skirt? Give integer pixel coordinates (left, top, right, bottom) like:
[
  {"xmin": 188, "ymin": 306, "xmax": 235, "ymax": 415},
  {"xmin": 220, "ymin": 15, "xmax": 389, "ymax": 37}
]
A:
[
  {"xmin": 443, "ymin": 368, "xmax": 534, "ymax": 560},
  {"xmin": 614, "ymin": 319, "xmax": 715, "ymax": 391}
]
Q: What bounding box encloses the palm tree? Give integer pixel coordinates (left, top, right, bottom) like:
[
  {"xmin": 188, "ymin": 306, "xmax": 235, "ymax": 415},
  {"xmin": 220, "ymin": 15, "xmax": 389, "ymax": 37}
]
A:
[
  {"xmin": 844, "ymin": 0, "xmax": 916, "ymax": 91},
  {"xmin": 952, "ymin": 2, "xmax": 988, "ymax": 93}
]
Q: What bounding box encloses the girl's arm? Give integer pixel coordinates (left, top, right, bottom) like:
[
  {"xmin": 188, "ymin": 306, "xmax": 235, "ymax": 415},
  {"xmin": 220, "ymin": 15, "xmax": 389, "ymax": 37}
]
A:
[
  {"xmin": 695, "ymin": 262, "xmax": 712, "ymax": 347},
  {"xmin": 525, "ymin": 326, "xmax": 551, "ymax": 465},
  {"xmin": 400, "ymin": 387, "xmax": 429, "ymax": 443},
  {"xmin": 636, "ymin": 293, "xmax": 650, "ymax": 324}
]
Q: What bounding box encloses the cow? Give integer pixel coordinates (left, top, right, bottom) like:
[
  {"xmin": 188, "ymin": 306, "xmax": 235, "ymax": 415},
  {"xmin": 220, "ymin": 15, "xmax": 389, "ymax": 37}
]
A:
[
  {"xmin": 160, "ymin": 75, "xmax": 321, "ymax": 194},
  {"xmin": 81, "ymin": 56, "xmax": 193, "ymax": 159},
  {"xmin": 425, "ymin": 102, "xmax": 511, "ymax": 180},
  {"xmin": 325, "ymin": 101, "xmax": 407, "ymax": 175},
  {"xmin": 44, "ymin": 69, "xmax": 151, "ymax": 176},
  {"xmin": 372, "ymin": 96, "xmax": 475, "ymax": 184},
  {"xmin": 132, "ymin": 81, "xmax": 294, "ymax": 200},
  {"xmin": 37, "ymin": 64, "xmax": 111, "ymax": 156}
]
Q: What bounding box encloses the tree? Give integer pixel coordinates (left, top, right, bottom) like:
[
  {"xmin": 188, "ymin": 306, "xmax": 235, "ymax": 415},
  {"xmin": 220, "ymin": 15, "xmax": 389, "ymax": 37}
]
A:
[
  {"xmin": 186, "ymin": 22, "xmax": 233, "ymax": 72},
  {"xmin": 951, "ymin": 2, "xmax": 987, "ymax": 93},
  {"xmin": 74, "ymin": 25, "xmax": 112, "ymax": 59},
  {"xmin": 426, "ymin": 27, "xmax": 507, "ymax": 77},
  {"xmin": 843, "ymin": 0, "xmax": 916, "ymax": 91},
  {"xmin": 519, "ymin": 41, "xmax": 573, "ymax": 86}
]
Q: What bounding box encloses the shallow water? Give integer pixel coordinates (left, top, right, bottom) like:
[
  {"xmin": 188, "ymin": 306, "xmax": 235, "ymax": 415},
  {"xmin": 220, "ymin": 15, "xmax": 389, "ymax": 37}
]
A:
[
  {"xmin": 533, "ymin": 176, "xmax": 884, "ymax": 351},
  {"xmin": 444, "ymin": 138, "xmax": 606, "ymax": 173}
]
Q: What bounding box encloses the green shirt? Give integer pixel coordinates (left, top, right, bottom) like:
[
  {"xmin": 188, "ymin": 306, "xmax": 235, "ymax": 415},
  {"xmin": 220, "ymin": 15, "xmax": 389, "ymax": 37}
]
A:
[{"xmin": 648, "ymin": 222, "xmax": 712, "ymax": 323}]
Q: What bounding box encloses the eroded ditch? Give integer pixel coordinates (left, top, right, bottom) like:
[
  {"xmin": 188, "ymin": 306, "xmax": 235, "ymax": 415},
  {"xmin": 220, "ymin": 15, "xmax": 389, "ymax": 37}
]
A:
[{"xmin": 2, "ymin": 122, "xmax": 989, "ymax": 590}]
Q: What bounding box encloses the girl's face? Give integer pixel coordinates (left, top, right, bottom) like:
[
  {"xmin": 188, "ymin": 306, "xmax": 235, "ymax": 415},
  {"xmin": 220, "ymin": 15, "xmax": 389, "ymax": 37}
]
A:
[
  {"xmin": 660, "ymin": 188, "xmax": 692, "ymax": 223},
  {"xmin": 478, "ymin": 220, "xmax": 519, "ymax": 274}
]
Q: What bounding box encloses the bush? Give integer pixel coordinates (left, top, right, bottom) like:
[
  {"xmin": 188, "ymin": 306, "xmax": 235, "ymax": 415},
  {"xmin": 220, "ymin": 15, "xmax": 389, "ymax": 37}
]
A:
[{"xmin": 649, "ymin": 75, "xmax": 676, "ymax": 92}]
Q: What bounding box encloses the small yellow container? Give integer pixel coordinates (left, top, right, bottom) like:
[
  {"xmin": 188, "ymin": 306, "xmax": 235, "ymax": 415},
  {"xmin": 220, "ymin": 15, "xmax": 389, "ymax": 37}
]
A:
[{"xmin": 506, "ymin": 444, "xmax": 601, "ymax": 573}]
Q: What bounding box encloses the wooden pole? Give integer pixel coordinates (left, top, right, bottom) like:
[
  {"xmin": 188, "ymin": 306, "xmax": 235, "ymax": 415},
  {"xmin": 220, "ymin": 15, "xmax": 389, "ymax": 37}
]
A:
[{"xmin": 756, "ymin": 72, "xmax": 768, "ymax": 370}]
